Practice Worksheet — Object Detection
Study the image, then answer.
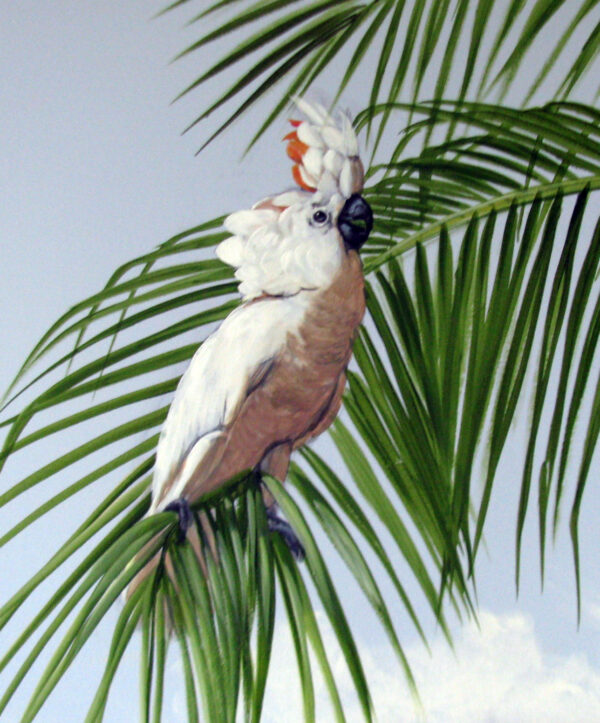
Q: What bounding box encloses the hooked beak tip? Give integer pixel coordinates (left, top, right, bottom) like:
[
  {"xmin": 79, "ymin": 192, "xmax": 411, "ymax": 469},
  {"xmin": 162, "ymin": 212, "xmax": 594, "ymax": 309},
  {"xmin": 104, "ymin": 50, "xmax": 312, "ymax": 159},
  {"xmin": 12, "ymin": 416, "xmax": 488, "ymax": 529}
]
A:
[{"xmin": 337, "ymin": 194, "xmax": 373, "ymax": 251}]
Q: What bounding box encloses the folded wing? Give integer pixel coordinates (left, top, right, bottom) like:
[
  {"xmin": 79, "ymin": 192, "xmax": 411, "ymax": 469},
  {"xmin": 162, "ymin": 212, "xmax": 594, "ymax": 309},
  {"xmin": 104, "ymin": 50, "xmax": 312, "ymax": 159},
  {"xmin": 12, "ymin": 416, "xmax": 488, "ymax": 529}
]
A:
[{"xmin": 150, "ymin": 296, "xmax": 309, "ymax": 511}]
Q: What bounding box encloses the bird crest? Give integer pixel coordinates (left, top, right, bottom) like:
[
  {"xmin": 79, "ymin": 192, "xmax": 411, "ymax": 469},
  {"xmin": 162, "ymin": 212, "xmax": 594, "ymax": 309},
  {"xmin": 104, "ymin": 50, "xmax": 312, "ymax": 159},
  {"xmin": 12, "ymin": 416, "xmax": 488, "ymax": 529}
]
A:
[{"xmin": 283, "ymin": 96, "xmax": 364, "ymax": 197}]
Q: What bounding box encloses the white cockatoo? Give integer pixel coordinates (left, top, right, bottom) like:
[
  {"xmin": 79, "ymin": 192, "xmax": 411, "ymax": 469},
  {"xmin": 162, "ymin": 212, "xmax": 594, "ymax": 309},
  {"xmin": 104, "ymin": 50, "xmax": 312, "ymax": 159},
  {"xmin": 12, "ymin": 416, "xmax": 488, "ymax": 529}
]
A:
[{"xmin": 128, "ymin": 98, "xmax": 372, "ymax": 594}]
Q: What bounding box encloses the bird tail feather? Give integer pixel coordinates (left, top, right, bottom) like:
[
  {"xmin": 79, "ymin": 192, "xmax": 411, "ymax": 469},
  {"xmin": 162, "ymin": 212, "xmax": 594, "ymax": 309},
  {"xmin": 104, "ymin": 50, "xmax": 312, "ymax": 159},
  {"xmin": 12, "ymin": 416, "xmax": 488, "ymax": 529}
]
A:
[{"xmin": 125, "ymin": 512, "xmax": 217, "ymax": 606}]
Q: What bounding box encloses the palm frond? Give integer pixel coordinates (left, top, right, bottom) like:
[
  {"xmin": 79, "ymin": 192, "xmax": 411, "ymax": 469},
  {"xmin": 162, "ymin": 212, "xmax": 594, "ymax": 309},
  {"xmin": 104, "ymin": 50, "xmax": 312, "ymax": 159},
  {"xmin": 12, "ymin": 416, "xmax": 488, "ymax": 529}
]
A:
[
  {"xmin": 345, "ymin": 190, "xmax": 600, "ymax": 610},
  {"xmin": 482, "ymin": 0, "xmax": 600, "ymax": 101},
  {"xmin": 4, "ymin": 82, "xmax": 600, "ymax": 715},
  {"xmin": 161, "ymin": 0, "xmax": 600, "ymax": 149},
  {"xmin": 0, "ymin": 220, "xmax": 428, "ymax": 716},
  {"xmin": 358, "ymin": 101, "xmax": 600, "ymax": 268}
]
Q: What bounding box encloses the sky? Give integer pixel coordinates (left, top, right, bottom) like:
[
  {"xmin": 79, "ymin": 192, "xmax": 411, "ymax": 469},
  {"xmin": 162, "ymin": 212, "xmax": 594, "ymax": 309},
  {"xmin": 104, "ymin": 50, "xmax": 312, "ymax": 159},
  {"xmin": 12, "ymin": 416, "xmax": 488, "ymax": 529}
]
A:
[{"xmin": 1, "ymin": 2, "xmax": 600, "ymax": 721}]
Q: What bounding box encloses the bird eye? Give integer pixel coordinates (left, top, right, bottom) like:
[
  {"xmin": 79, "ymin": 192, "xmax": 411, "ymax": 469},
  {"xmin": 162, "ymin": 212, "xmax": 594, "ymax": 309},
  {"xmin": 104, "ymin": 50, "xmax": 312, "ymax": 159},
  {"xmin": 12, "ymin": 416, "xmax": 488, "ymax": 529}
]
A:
[{"xmin": 312, "ymin": 209, "xmax": 329, "ymax": 226}]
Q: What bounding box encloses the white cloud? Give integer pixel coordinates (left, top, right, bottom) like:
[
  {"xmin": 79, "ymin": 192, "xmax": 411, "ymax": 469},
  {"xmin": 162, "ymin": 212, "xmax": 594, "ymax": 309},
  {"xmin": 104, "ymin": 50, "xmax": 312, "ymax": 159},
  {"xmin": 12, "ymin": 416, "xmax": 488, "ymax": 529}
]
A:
[
  {"xmin": 163, "ymin": 609, "xmax": 599, "ymax": 722},
  {"xmin": 583, "ymin": 596, "xmax": 600, "ymax": 631},
  {"xmin": 262, "ymin": 610, "xmax": 600, "ymax": 723}
]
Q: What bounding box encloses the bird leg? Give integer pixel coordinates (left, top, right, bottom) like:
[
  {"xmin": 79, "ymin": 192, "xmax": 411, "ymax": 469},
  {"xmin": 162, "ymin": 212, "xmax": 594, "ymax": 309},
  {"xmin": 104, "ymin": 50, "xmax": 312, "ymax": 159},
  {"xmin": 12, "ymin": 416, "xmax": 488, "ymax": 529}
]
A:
[
  {"xmin": 252, "ymin": 467, "xmax": 305, "ymax": 559},
  {"xmin": 164, "ymin": 497, "xmax": 193, "ymax": 544},
  {"xmin": 251, "ymin": 466, "xmax": 305, "ymax": 559}
]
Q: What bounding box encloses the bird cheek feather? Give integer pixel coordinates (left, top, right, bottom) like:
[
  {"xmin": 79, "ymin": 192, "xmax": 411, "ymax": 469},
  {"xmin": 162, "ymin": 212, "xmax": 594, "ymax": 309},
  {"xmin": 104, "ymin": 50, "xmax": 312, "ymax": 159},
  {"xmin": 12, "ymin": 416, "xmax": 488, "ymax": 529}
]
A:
[
  {"xmin": 224, "ymin": 208, "xmax": 278, "ymax": 236},
  {"xmin": 215, "ymin": 235, "xmax": 244, "ymax": 266}
]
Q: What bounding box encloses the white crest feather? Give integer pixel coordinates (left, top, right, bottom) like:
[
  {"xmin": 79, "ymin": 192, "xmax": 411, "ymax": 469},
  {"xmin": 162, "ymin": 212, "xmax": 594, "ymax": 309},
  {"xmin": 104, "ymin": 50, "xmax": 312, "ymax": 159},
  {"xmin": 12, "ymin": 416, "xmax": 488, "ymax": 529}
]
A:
[
  {"xmin": 289, "ymin": 95, "xmax": 364, "ymax": 198},
  {"xmin": 296, "ymin": 121, "xmax": 324, "ymax": 148},
  {"xmin": 339, "ymin": 159, "xmax": 354, "ymax": 198},
  {"xmin": 224, "ymin": 209, "xmax": 278, "ymax": 236}
]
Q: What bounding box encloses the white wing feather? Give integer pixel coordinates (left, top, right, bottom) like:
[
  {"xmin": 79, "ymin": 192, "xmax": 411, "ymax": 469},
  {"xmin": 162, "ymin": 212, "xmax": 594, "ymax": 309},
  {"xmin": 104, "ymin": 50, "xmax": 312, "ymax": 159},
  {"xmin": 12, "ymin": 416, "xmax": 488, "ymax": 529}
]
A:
[{"xmin": 150, "ymin": 294, "xmax": 311, "ymax": 510}]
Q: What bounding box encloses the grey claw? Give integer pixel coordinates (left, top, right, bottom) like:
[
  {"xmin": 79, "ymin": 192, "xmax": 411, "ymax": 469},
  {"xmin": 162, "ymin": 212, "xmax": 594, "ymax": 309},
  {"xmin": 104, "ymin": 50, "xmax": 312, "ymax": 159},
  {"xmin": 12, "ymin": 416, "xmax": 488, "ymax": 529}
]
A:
[
  {"xmin": 267, "ymin": 508, "xmax": 305, "ymax": 561},
  {"xmin": 164, "ymin": 498, "xmax": 193, "ymax": 543}
]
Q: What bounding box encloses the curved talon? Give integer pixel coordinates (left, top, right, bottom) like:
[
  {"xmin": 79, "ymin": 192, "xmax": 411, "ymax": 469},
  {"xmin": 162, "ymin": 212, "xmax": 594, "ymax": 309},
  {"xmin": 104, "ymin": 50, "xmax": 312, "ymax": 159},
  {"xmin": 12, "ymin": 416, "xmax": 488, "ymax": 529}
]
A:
[
  {"xmin": 267, "ymin": 507, "xmax": 305, "ymax": 561},
  {"xmin": 164, "ymin": 498, "xmax": 193, "ymax": 544},
  {"xmin": 252, "ymin": 467, "xmax": 264, "ymax": 486}
]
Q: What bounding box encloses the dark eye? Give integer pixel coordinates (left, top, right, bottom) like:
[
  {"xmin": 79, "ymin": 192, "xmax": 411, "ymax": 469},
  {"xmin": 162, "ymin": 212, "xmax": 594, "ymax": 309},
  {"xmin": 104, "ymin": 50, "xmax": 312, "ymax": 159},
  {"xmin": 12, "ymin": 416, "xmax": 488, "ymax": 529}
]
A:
[{"xmin": 312, "ymin": 209, "xmax": 328, "ymax": 225}]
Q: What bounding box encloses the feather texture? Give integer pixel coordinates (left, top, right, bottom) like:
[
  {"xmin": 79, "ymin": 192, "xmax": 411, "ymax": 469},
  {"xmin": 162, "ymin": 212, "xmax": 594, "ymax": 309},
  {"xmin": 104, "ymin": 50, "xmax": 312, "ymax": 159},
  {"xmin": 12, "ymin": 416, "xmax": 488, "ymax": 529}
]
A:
[
  {"xmin": 217, "ymin": 193, "xmax": 345, "ymax": 300},
  {"xmin": 151, "ymin": 293, "xmax": 315, "ymax": 511},
  {"xmin": 287, "ymin": 96, "xmax": 364, "ymax": 196},
  {"xmin": 150, "ymin": 96, "xmax": 366, "ymax": 517}
]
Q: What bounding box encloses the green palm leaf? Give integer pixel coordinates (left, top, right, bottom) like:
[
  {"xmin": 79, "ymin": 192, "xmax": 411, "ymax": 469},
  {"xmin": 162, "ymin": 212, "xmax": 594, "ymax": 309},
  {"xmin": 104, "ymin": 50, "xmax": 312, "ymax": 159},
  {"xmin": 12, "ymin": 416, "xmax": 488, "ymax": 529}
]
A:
[
  {"xmin": 161, "ymin": 0, "xmax": 600, "ymax": 149},
  {"xmin": 3, "ymin": 2, "xmax": 600, "ymax": 719},
  {"xmin": 0, "ymin": 216, "xmax": 427, "ymax": 717},
  {"xmin": 354, "ymin": 193, "xmax": 600, "ymax": 597},
  {"xmin": 3, "ymin": 112, "xmax": 600, "ymax": 718}
]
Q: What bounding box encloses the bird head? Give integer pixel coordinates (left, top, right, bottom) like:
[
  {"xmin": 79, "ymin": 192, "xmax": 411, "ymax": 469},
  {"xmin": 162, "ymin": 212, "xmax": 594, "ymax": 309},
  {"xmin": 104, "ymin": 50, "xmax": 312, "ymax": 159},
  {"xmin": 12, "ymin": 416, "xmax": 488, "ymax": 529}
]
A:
[{"xmin": 217, "ymin": 98, "xmax": 372, "ymax": 300}]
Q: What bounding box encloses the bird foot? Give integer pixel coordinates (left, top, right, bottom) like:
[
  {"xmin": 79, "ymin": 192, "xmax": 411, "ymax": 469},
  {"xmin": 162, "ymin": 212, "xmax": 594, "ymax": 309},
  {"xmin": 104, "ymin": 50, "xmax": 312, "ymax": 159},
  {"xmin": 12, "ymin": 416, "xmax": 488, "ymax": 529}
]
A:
[
  {"xmin": 164, "ymin": 497, "xmax": 193, "ymax": 543},
  {"xmin": 267, "ymin": 508, "xmax": 305, "ymax": 561}
]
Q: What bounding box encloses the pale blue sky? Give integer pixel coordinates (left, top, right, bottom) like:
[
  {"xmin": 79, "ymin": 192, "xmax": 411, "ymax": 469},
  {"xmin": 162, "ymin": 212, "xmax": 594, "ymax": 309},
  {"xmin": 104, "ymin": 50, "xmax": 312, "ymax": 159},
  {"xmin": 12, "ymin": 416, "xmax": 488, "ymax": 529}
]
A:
[{"xmin": 1, "ymin": 3, "xmax": 600, "ymax": 721}]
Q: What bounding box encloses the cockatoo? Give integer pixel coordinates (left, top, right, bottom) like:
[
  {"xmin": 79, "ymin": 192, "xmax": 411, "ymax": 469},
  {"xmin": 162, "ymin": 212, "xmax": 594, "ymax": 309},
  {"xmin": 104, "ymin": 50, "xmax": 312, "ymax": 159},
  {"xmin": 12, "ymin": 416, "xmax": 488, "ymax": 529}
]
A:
[{"xmin": 128, "ymin": 98, "xmax": 372, "ymax": 594}]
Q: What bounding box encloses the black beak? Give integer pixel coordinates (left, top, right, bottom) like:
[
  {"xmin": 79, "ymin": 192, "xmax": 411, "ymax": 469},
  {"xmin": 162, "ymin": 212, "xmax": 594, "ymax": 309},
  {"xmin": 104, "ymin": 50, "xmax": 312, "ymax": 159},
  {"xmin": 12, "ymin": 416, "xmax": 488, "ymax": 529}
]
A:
[{"xmin": 337, "ymin": 194, "xmax": 373, "ymax": 251}]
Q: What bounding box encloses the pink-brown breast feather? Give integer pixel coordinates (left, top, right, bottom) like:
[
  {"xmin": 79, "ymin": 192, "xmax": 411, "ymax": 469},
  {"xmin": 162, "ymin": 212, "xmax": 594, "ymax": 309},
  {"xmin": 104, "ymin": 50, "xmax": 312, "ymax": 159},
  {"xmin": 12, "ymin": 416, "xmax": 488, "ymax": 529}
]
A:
[{"xmin": 173, "ymin": 250, "xmax": 365, "ymax": 503}]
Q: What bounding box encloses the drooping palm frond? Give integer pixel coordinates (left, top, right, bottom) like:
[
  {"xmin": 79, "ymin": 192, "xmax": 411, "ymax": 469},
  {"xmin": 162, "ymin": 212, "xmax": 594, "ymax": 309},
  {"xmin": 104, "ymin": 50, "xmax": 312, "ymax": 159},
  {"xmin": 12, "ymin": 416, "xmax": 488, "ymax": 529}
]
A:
[
  {"xmin": 161, "ymin": 0, "xmax": 600, "ymax": 149},
  {"xmin": 352, "ymin": 195, "xmax": 600, "ymax": 606},
  {"xmin": 1, "ymin": 478, "xmax": 278, "ymax": 723},
  {"xmin": 352, "ymin": 101, "xmax": 600, "ymax": 605}
]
